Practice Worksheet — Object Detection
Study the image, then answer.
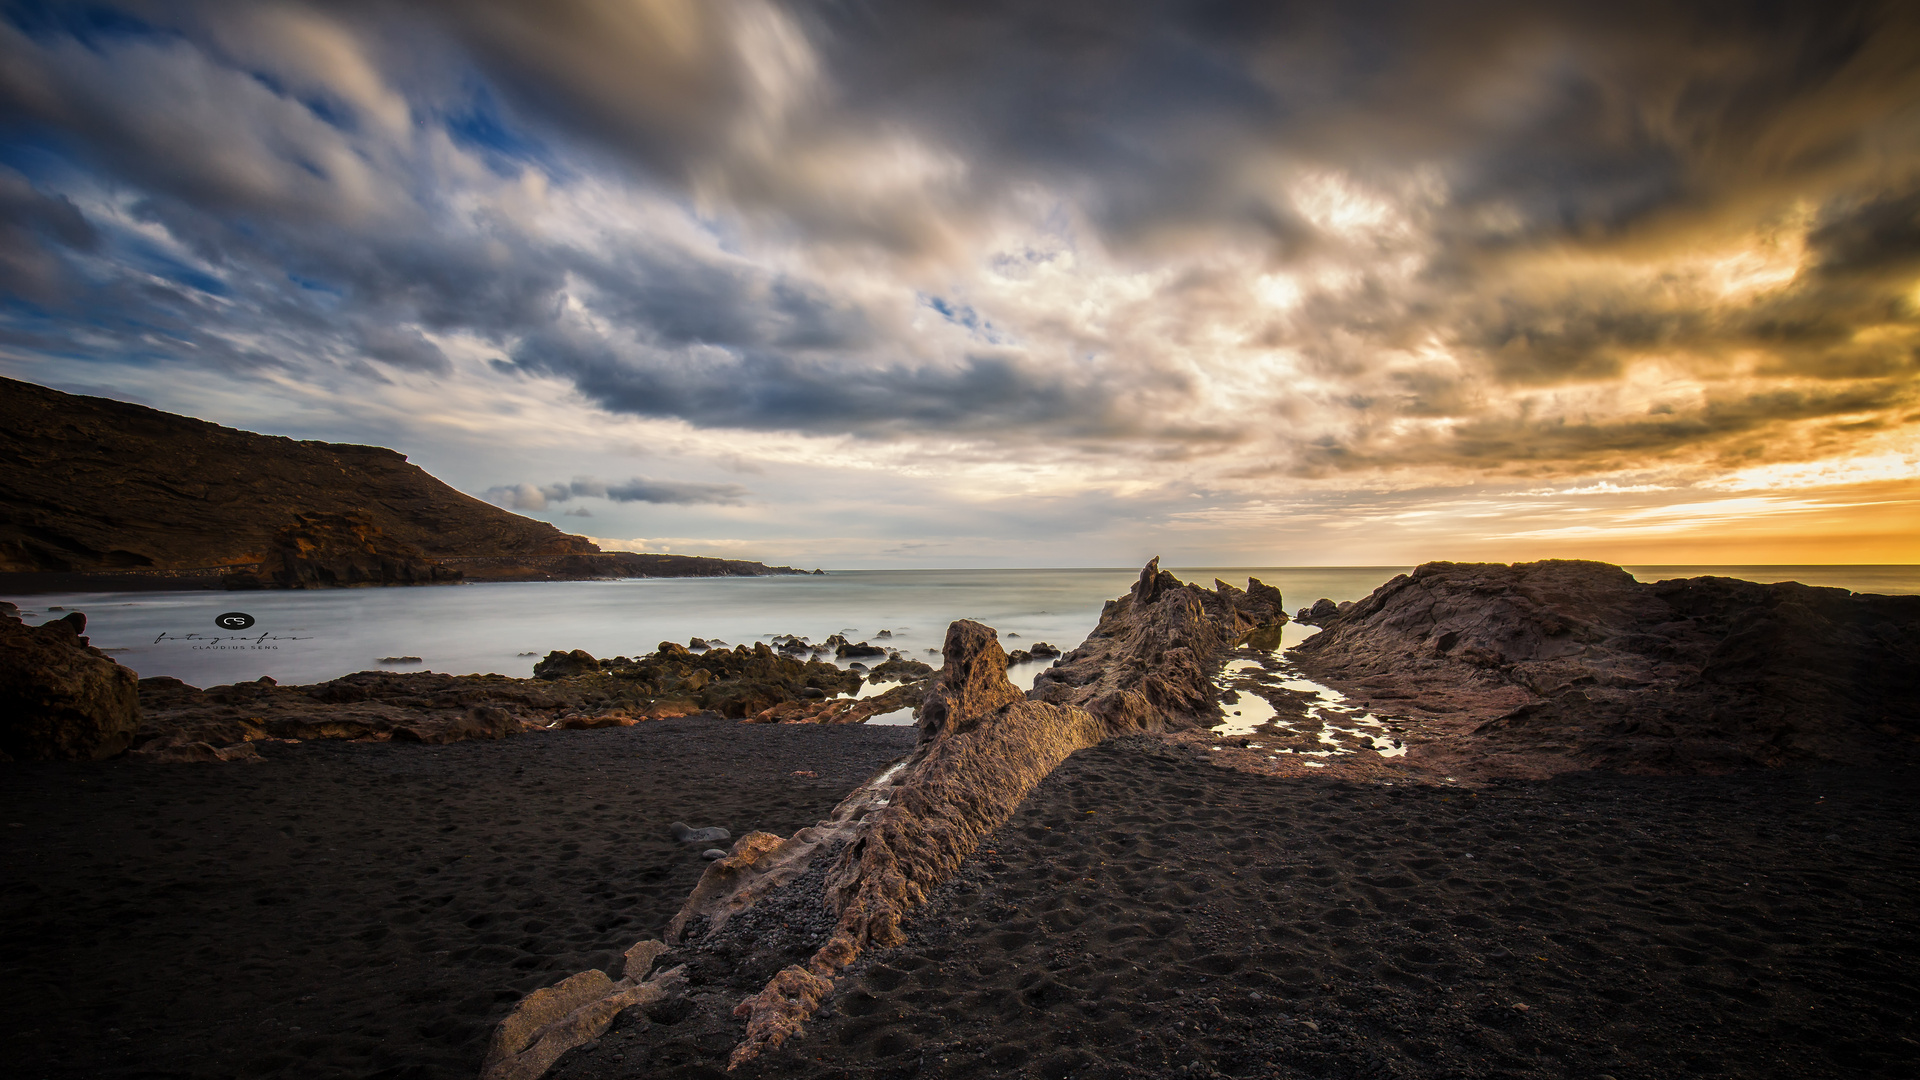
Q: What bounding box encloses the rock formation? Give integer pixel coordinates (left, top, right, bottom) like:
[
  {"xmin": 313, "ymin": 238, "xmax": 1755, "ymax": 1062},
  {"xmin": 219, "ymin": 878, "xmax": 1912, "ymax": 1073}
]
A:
[
  {"xmin": 132, "ymin": 640, "xmax": 868, "ymax": 753},
  {"xmin": 645, "ymin": 560, "xmax": 1285, "ymax": 1070},
  {"xmin": 479, "ymin": 940, "xmax": 685, "ymax": 1080},
  {"xmin": 1028, "ymin": 558, "xmax": 1286, "ymax": 730},
  {"xmin": 0, "ymin": 609, "xmax": 140, "ymax": 760},
  {"xmin": 1289, "ymin": 559, "xmax": 1920, "ymax": 776}
]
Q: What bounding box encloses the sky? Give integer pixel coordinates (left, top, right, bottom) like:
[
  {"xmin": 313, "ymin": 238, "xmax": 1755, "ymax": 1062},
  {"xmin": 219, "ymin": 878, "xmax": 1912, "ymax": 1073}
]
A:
[{"xmin": 2, "ymin": 0, "xmax": 1917, "ymax": 568}]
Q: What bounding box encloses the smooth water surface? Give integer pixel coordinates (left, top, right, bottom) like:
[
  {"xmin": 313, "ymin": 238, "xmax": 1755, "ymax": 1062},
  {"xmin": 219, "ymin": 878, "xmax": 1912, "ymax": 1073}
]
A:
[
  {"xmin": 6, "ymin": 567, "xmax": 1398, "ymax": 688},
  {"xmin": 8, "ymin": 564, "xmax": 1913, "ymax": 689}
]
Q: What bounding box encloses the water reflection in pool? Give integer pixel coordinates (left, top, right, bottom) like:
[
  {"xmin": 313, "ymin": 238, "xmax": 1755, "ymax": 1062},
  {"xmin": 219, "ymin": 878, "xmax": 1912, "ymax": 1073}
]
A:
[{"xmin": 1211, "ymin": 621, "xmax": 1407, "ymax": 760}]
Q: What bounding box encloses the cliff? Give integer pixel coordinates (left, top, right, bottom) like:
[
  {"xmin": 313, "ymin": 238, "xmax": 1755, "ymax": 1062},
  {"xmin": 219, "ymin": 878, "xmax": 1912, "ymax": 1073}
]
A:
[{"xmin": 0, "ymin": 377, "xmax": 802, "ymax": 588}]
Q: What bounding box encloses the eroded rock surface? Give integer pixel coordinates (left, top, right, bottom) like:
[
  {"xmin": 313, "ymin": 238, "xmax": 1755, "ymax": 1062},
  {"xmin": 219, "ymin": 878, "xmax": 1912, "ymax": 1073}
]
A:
[
  {"xmin": 1029, "ymin": 557, "xmax": 1286, "ymax": 730},
  {"xmin": 0, "ymin": 609, "xmax": 140, "ymax": 760},
  {"xmin": 1289, "ymin": 559, "xmax": 1920, "ymax": 776},
  {"xmin": 652, "ymin": 561, "xmax": 1286, "ymax": 1071},
  {"xmin": 479, "ymin": 940, "xmax": 685, "ymax": 1080}
]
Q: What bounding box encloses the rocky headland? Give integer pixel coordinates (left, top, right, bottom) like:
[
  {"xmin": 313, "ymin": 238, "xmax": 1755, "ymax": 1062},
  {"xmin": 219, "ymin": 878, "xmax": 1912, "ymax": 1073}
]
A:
[{"xmin": 0, "ymin": 376, "xmax": 810, "ymax": 590}]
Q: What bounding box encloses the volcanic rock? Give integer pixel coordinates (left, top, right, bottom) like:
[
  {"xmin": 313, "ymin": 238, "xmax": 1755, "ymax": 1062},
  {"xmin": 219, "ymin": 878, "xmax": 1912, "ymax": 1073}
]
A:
[
  {"xmin": 747, "ymin": 681, "xmax": 928, "ymax": 726},
  {"xmin": 1296, "ymin": 597, "xmax": 1343, "ymax": 625},
  {"xmin": 1029, "ymin": 557, "xmax": 1285, "ymax": 730},
  {"xmin": 134, "ymin": 639, "xmax": 867, "ymax": 750},
  {"xmin": 833, "ymin": 640, "xmax": 887, "ymax": 659},
  {"xmin": 705, "ymin": 560, "xmax": 1286, "ymax": 1067},
  {"xmin": 232, "ymin": 511, "xmax": 462, "ymax": 589},
  {"xmin": 479, "ymin": 940, "xmax": 685, "ymax": 1080},
  {"xmin": 532, "ymin": 650, "xmax": 601, "ymax": 679},
  {"xmin": 0, "ymin": 376, "xmax": 810, "ymax": 589},
  {"xmin": 1289, "ymin": 559, "xmax": 1920, "ymax": 776},
  {"xmin": 0, "ymin": 609, "xmax": 140, "ymax": 761},
  {"xmin": 864, "ymin": 657, "xmax": 935, "ymax": 683}
]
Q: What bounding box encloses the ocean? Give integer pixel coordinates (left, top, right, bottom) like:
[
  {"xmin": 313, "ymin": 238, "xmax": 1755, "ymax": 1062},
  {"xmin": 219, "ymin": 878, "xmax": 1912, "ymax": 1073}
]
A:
[{"xmin": 9, "ymin": 565, "xmax": 1917, "ymax": 693}]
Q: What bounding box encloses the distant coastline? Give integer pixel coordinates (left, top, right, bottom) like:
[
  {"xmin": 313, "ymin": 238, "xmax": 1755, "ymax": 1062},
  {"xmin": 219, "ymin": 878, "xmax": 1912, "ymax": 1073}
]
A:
[{"xmin": 0, "ymin": 377, "xmax": 811, "ymax": 590}]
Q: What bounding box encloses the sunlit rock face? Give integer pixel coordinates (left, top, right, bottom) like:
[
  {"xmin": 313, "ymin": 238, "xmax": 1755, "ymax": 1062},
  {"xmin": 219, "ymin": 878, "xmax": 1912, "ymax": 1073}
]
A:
[
  {"xmin": 1029, "ymin": 557, "xmax": 1287, "ymax": 731},
  {"xmin": 1290, "ymin": 559, "xmax": 1920, "ymax": 776}
]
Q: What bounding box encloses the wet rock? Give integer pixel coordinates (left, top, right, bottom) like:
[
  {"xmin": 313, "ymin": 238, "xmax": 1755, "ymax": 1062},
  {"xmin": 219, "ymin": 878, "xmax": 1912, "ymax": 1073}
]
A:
[
  {"xmin": 533, "ymin": 649, "xmax": 600, "ymax": 679},
  {"xmin": 747, "ymin": 680, "xmax": 927, "ymax": 725},
  {"xmin": 865, "ymin": 657, "xmax": 934, "ymax": 683},
  {"xmin": 0, "ymin": 609, "xmax": 140, "ymax": 761},
  {"xmin": 1296, "ymin": 598, "xmax": 1342, "ymax": 626},
  {"xmin": 834, "ymin": 640, "xmax": 887, "ymax": 659}
]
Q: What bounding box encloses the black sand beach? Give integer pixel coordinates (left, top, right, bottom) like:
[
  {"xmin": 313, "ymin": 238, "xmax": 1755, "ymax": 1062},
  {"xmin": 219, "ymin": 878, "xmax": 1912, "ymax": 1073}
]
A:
[
  {"xmin": 599, "ymin": 739, "xmax": 1919, "ymax": 1080},
  {"xmin": 1, "ymin": 718, "xmax": 917, "ymax": 1080},
  {"xmin": 8, "ymin": 723, "xmax": 1917, "ymax": 1080}
]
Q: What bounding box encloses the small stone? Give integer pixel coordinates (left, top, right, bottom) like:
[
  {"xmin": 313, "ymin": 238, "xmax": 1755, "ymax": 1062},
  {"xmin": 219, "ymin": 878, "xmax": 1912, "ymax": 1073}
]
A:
[{"xmin": 702, "ymin": 848, "xmax": 726, "ymax": 859}]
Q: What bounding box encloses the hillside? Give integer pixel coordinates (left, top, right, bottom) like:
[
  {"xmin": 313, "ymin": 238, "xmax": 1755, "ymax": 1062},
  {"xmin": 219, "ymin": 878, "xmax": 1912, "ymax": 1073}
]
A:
[{"xmin": 0, "ymin": 377, "xmax": 803, "ymax": 588}]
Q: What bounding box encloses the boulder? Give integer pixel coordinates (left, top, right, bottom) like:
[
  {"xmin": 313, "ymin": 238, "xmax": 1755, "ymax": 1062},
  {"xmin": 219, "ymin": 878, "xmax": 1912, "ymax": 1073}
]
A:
[
  {"xmin": 834, "ymin": 640, "xmax": 887, "ymax": 659},
  {"xmin": 865, "ymin": 657, "xmax": 934, "ymax": 683},
  {"xmin": 1296, "ymin": 597, "xmax": 1341, "ymax": 625},
  {"xmin": 0, "ymin": 610, "xmax": 140, "ymax": 761},
  {"xmin": 532, "ymin": 649, "xmax": 600, "ymax": 679}
]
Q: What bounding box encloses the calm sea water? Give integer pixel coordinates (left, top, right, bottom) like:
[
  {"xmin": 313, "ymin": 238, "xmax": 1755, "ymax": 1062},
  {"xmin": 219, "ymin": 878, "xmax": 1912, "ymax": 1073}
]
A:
[{"xmin": 9, "ymin": 565, "xmax": 1916, "ymax": 691}]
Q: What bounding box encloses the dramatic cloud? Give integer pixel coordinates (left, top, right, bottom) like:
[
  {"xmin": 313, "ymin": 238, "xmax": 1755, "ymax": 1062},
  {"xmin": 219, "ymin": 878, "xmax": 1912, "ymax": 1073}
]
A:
[
  {"xmin": 484, "ymin": 477, "xmax": 748, "ymax": 510},
  {"xmin": 2, "ymin": 0, "xmax": 1917, "ymax": 562}
]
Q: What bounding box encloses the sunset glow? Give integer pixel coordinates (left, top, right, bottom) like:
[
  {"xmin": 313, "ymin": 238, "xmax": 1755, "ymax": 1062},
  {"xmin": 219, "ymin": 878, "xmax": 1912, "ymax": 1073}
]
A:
[{"xmin": 3, "ymin": 1, "xmax": 1916, "ymax": 566}]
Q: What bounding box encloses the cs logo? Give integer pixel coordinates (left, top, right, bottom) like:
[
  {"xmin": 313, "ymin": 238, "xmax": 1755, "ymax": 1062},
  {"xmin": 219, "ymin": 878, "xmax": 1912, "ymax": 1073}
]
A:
[{"xmin": 214, "ymin": 612, "xmax": 256, "ymax": 631}]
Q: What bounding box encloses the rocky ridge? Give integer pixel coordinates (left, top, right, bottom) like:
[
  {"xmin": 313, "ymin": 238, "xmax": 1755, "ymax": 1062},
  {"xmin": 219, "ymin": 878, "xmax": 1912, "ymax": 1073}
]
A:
[
  {"xmin": 622, "ymin": 560, "xmax": 1287, "ymax": 1070},
  {"xmin": 1288, "ymin": 559, "xmax": 1920, "ymax": 777},
  {"xmin": 0, "ymin": 376, "xmax": 808, "ymax": 589}
]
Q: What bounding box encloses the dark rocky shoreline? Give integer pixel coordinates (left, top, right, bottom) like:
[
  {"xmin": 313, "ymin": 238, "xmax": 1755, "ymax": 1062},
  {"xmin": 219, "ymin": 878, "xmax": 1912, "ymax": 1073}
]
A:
[{"xmin": 4, "ymin": 558, "xmax": 1918, "ymax": 1080}]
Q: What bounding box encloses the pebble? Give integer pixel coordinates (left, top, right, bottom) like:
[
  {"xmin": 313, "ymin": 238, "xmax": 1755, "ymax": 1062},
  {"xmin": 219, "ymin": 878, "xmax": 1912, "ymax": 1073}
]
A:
[{"xmin": 701, "ymin": 848, "xmax": 726, "ymax": 860}]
